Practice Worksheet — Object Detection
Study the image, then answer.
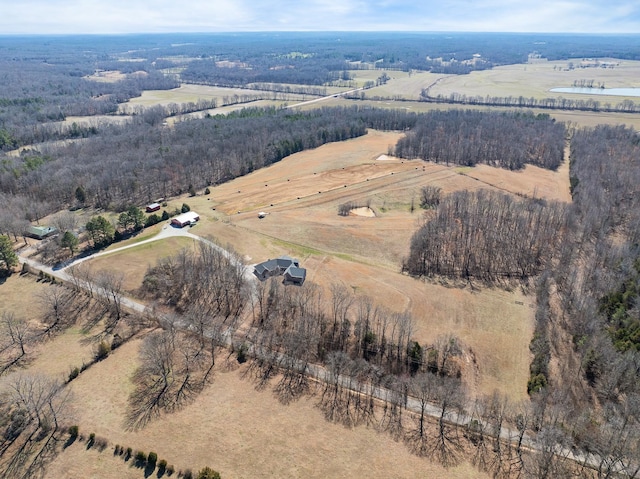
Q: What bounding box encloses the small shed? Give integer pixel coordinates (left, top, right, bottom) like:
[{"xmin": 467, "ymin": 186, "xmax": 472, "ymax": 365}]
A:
[
  {"xmin": 146, "ymin": 203, "xmax": 161, "ymax": 213},
  {"xmin": 171, "ymin": 211, "xmax": 200, "ymax": 228},
  {"xmin": 26, "ymin": 225, "xmax": 57, "ymax": 240}
]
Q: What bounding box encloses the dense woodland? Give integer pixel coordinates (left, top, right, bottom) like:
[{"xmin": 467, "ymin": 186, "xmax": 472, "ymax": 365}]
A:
[
  {"xmin": 403, "ymin": 190, "xmax": 566, "ymax": 281},
  {"xmin": 394, "ymin": 110, "xmax": 565, "ymax": 170},
  {"xmin": 403, "ymin": 123, "xmax": 640, "ymax": 475}
]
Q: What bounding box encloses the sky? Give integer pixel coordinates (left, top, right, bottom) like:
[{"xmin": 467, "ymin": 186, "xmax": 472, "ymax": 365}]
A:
[{"xmin": 1, "ymin": 0, "xmax": 639, "ymax": 34}]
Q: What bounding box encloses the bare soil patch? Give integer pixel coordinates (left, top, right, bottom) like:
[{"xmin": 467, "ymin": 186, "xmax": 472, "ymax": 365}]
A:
[{"xmin": 350, "ymin": 206, "xmax": 376, "ymax": 217}]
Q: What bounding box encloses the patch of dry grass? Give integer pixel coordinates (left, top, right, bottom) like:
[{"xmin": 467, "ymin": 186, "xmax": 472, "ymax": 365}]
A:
[
  {"xmin": 56, "ymin": 338, "xmax": 489, "ymax": 479},
  {"xmin": 0, "ymin": 274, "xmax": 47, "ymax": 318},
  {"xmin": 428, "ymin": 59, "xmax": 640, "ymax": 101},
  {"xmin": 86, "ymin": 236, "xmax": 196, "ymax": 293}
]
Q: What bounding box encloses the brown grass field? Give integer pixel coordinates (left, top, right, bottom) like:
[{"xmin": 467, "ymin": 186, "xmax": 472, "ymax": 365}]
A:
[
  {"xmin": 7, "ymin": 60, "xmax": 640, "ymax": 479},
  {"xmin": 311, "ymin": 96, "xmax": 640, "ymax": 130},
  {"xmin": 348, "ymin": 69, "xmax": 449, "ymax": 99},
  {"xmin": 88, "ymin": 131, "xmax": 541, "ymax": 403},
  {"xmin": 118, "ymin": 84, "xmax": 308, "ymax": 113},
  {"xmin": 86, "ymin": 236, "xmax": 196, "ymax": 293},
  {"xmin": 428, "ymin": 59, "xmax": 640, "ymax": 102},
  {"xmin": 43, "ymin": 337, "xmax": 489, "ymax": 479}
]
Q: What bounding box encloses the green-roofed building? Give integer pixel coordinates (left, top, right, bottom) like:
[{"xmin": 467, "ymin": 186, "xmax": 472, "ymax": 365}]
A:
[{"xmin": 26, "ymin": 225, "xmax": 57, "ymax": 240}]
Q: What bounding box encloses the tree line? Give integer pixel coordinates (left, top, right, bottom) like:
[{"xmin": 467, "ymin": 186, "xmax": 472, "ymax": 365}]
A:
[
  {"xmin": 394, "ymin": 109, "xmax": 565, "ymax": 171},
  {"xmin": 421, "ymin": 90, "xmax": 640, "ymax": 114}
]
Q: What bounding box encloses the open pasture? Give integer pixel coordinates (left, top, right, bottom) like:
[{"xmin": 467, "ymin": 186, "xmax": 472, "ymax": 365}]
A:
[
  {"xmin": 350, "ymin": 69, "xmax": 448, "ymax": 99},
  {"xmin": 179, "ymin": 130, "xmax": 545, "ymax": 400},
  {"xmin": 316, "ymin": 97, "xmax": 640, "ymax": 130},
  {"xmin": 85, "ymin": 236, "xmax": 196, "ymax": 293},
  {"xmin": 428, "ymin": 59, "xmax": 640, "ymax": 102},
  {"xmin": 118, "ymin": 84, "xmax": 307, "ymax": 113},
  {"xmin": 45, "ymin": 337, "xmax": 488, "ymax": 479}
]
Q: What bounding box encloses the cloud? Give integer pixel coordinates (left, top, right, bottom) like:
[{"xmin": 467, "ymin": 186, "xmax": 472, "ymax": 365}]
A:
[{"xmin": 0, "ymin": 0, "xmax": 638, "ymax": 33}]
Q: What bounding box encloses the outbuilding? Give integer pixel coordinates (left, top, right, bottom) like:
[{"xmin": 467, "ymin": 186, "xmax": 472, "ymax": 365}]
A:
[
  {"xmin": 171, "ymin": 211, "xmax": 200, "ymax": 228},
  {"xmin": 25, "ymin": 225, "xmax": 57, "ymax": 240},
  {"xmin": 146, "ymin": 203, "xmax": 161, "ymax": 213}
]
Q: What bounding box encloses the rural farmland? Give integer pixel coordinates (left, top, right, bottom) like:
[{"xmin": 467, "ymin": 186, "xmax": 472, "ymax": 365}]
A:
[{"xmin": 1, "ymin": 31, "xmax": 640, "ymax": 479}]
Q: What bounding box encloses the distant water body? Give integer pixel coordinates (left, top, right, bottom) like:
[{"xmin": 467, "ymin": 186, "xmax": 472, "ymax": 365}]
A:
[{"xmin": 550, "ymin": 87, "xmax": 640, "ymax": 97}]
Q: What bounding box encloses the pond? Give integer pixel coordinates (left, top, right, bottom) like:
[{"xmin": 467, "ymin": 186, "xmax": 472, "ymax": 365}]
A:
[{"xmin": 550, "ymin": 87, "xmax": 640, "ymax": 97}]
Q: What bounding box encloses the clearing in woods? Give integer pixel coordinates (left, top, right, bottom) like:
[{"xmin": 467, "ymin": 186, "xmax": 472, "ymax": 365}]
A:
[{"xmin": 89, "ymin": 130, "xmax": 564, "ymax": 401}]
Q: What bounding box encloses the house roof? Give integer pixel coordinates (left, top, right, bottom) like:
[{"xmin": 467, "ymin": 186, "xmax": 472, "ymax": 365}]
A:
[
  {"xmin": 254, "ymin": 258, "xmax": 279, "ymax": 274},
  {"xmin": 276, "ymin": 255, "xmax": 298, "ymax": 268},
  {"xmin": 172, "ymin": 211, "xmax": 200, "ymax": 224},
  {"xmin": 284, "ymin": 265, "xmax": 306, "ymax": 280}
]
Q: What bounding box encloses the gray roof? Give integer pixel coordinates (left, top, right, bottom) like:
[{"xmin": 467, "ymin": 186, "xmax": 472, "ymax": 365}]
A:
[{"xmin": 284, "ymin": 265, "xmax": 306, "ymax": 280}]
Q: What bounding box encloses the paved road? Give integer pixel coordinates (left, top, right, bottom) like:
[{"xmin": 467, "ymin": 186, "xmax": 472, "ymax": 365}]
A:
[{"xmin": 285, "ymin": 87, "xmax": 365, "ymax": 109}]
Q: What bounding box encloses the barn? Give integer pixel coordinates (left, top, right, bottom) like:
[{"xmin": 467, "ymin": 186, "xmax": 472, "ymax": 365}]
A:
[
  {"xmin": 171, "ymin": 211, "xmax": 200, "ymax": 228},
  {"xmin": 146, "ymin": 203, "xmax": 161, "ymax": 213}
]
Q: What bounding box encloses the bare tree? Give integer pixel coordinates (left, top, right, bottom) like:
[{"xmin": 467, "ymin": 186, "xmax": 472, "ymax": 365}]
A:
[
  {"xmin": 0, "ymin": 373, "xmax": 72, "ymax": 479},
  {"xmin": 407, "ymin": 373, "xmax": 433, "ymax": 456},
  {"xmin": 38, "ymin": 285, "xmax": 76, "ymax": 337},
  {"xmin": 95, "ymin": 270, "xmax": 125, "ymax": 330},
  {"xmin": 0, "ymin": 312, "xmax": 33, "ymax": 374}
]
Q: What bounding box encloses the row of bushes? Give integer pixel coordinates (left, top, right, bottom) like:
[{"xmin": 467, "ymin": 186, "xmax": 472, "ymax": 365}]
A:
[{"xmin": 67, "ymin": 336, "xmax": 124, "ymax": 383}]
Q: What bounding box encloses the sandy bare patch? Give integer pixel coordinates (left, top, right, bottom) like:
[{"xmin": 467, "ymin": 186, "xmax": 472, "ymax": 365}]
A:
[
  {"xmin": 349, "ymin": 206, "xmax": 376, "ymax": 217},
  {"xmin": 376, "ymin": 154, "xmax": 395, "ymax": 161}
]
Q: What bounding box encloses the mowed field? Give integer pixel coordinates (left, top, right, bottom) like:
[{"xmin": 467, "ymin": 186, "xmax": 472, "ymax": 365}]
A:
[
  {"xmin": 85, "ymin": 130, "xmax": 570, "ymax": 403},
  {"xmin": 347, "ymin": 69, "xmax": 448, "ymax": 99},
  {"xmin": 86, "ymin": 235, "xmax": 196, "ymax": 293}
]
